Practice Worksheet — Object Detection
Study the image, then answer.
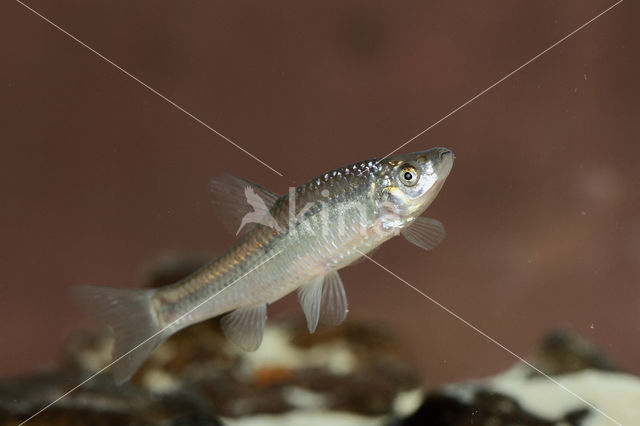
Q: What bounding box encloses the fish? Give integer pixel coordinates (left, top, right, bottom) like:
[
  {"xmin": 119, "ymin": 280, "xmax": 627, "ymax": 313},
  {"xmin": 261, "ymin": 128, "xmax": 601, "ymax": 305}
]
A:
[{"xmin": 70, "ymin": 147, "xmax": 454, "ymax": 383}]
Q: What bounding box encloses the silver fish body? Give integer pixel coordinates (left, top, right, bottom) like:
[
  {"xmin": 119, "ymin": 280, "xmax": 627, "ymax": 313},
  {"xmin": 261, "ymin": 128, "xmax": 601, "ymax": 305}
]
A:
[{"xmin": 71, "ymin": 147, "xmax": 454, "ymax": 383}]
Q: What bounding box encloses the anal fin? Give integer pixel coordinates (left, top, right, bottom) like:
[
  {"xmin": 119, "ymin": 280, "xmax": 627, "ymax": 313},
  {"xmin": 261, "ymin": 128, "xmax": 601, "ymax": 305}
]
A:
[{"xmin": 220, "ymin": 304, "xmax": 267, "ymax": 351}]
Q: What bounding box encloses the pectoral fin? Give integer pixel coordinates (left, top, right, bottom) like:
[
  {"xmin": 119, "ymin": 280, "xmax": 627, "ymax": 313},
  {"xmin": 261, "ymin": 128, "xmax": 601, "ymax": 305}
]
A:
[
  {"xmin": 220, "ymin": 304, "xmax": 267, "ymax": 351},
  {"xmin": 298, "ymin": 271, "xmax": 349, "ymax": 333},
  {"xmin": 401, "ymin": 217, "xmax": 446, "ymax": 251}
]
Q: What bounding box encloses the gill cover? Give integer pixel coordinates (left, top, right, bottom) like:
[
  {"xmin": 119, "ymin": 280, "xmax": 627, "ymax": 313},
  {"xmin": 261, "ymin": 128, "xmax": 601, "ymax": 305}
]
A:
[{"xmin": 375, "ymin": 147, "xmax": 454, "ymax": 248}]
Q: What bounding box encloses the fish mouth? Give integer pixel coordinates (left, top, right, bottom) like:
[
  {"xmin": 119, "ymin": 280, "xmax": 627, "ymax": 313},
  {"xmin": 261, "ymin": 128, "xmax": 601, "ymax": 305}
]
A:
[
  {"xmin": 438, "ymin": 148, "xmax": 454, "ymax": 160},
  {"xmin": 434, "ymin": 148, "xmax": 454, "ymax": 178}
]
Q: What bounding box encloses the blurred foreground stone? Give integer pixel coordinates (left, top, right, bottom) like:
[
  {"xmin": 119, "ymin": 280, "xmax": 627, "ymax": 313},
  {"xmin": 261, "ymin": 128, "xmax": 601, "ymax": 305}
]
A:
[
  {"xmin": 2, "ymin": 256, "xmax": 639, "ymax": 425},
  {"xmin": 1, "ymin": 316, "xmax": 422, "ymax": 425},
  {"xmin": 3, "ymin": 322, "xmax": 639, "ymax": 425},
  {"xmin": 398, "ymin": 329, "xmax": 639, "ymax": 426}
]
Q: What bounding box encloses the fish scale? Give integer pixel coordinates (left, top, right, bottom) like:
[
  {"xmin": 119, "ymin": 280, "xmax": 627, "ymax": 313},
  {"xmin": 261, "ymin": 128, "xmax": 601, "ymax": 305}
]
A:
[{"xmin": 155, "ymin": 159, "xmax": 385, "ymax": 328}]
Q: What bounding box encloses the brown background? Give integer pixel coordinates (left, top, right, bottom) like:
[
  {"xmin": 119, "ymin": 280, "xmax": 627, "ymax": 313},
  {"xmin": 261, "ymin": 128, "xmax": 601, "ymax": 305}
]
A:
[{"xmin": 0, "ymin": 0, "xmax": 638, "ymax": 385}]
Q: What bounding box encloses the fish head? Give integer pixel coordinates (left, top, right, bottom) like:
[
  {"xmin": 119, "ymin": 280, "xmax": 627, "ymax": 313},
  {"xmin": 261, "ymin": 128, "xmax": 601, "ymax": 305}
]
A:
[{"xmin": 375, "ymin": 147, "xmax": 454, "ymax": 227}]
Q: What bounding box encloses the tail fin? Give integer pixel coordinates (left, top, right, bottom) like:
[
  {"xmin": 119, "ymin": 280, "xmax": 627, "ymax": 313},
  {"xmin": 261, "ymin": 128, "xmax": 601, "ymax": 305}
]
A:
[{"xmin": 69, "ymin": 285, "xmax": 167, "ymax": 384}]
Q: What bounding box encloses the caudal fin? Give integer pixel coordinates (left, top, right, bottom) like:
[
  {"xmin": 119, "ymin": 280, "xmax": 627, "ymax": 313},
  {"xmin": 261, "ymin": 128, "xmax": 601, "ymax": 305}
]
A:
[{"xmin": 69, "ymin": 285, "xmax": 166, "ymax": 384}]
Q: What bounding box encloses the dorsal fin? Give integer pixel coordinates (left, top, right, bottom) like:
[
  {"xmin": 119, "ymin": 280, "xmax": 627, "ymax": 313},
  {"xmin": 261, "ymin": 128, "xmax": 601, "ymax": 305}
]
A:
[{"xmin": 209, "ymin": 174, "xmax": 281, "ymax": 237}]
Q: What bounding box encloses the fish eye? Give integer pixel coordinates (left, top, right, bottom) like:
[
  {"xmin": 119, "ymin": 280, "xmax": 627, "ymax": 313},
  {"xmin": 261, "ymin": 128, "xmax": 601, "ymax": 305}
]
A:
[{"xmin": 399, "ymin": 165, "xmax": 418, "ymax": 187}]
